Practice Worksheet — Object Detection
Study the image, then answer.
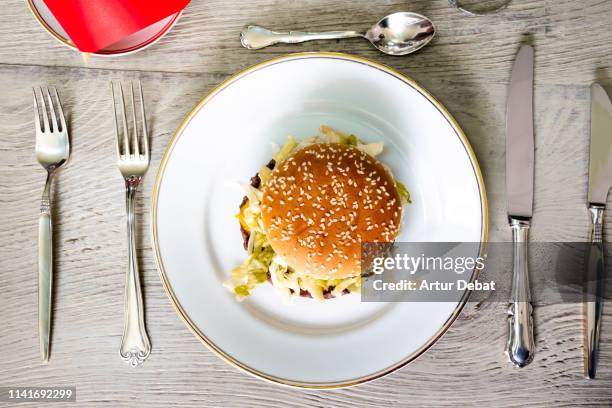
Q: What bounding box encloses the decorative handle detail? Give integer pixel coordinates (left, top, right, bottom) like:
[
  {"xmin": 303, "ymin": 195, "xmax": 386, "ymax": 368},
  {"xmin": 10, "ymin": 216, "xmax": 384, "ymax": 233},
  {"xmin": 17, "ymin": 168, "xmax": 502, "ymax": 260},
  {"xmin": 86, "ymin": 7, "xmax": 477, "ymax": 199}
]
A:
[
  {"xmin": 505, "ymin": 218, "xmax": 535, "ymax": 367},
  {"xmin": 119, "ymin": 181, "xmax": 151, "ymax": 367},
  {"xmin": 584, "ymin": 205, "xmax": 604, "ymax": 379},
  {"xmin": 240, "ymin": 25, "xmax": 362, "ymax": 50}
]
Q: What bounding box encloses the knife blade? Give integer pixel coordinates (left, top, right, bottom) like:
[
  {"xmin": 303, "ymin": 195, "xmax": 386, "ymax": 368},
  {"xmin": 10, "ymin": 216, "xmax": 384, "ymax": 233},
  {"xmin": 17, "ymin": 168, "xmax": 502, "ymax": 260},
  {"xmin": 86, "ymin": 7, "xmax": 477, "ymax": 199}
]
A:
[
  {"xmin": 505, "ymin": 44, "xmax": 536, "ymax": 367},
  {"xmin": 584, "ymin": 83, "xmax": 612, "ymax": 379},
  {"xmin": 588, "ymin": 83, "xmax": 612, "ymax": 206},
  {"xmin": 506, "ymin": 44, "xmax": 534, "ymax": 219}
]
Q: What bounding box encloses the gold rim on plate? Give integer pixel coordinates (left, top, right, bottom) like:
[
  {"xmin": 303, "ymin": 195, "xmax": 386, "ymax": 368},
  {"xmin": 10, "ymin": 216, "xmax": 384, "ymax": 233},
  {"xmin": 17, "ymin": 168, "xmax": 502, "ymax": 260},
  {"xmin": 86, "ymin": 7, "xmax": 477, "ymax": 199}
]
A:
[
  {"xmin": 151, "ymin": 52, "xmax": 489, "ymax": 388},
  {"xmin": 26, "ymin": 0, "xmax": 181, "ymax": 56}
]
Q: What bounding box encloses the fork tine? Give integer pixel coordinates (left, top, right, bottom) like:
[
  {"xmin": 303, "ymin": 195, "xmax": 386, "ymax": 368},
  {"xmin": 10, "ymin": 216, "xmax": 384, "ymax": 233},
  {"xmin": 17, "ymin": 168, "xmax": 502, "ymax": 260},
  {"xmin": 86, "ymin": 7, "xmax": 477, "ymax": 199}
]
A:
[
  {"xmin": 44, "ymin": 87, "xmax": 58, "ymax": 132},
  {"xmin": 38, "ymin": 87, "xmax": 50, "ymax": 132},
  {"xmin": 138, "ymin": 81, "xmax": 149, "ymax": 159},
  {"xmin": 118, "ymin": 84, "xmax": 131, "ymax": 156},
  {"xmin": 111, "ymin": 83, "xmax": 122, "ymax": 158},
  {"xmin": 130, "ymin": 83, "xmax": 140, "ymax": 157},
  {"xmin": 52, "ymin": 88, "xmax": 67, "ymax": 133},
  {"xmin": 33, "ymin": 88, "xmax": 41, "ymax": 131}
]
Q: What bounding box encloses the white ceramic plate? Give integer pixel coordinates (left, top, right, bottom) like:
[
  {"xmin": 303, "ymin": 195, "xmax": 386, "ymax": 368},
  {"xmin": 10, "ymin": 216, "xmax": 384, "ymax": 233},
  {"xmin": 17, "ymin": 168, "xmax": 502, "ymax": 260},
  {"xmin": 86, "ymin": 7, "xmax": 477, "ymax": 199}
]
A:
[
  {"xmin": 152, "ymin": 53, "xmax": 487, "ymax": 388},
  {"xmin": 28, "ymin": 0, "xmax": 181, "ymax": 56}
]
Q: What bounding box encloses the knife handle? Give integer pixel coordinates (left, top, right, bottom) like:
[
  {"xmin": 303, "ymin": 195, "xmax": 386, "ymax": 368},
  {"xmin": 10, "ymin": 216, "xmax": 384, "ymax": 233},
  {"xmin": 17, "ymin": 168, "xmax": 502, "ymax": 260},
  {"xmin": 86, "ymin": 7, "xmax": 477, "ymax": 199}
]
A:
[
  {"xmin": 584, "ymin": 205, "xmax": 605, "ymax": 379},
  {"xmin": 506, "ymin": 218, "xmax": 536, "ymax": 367}
]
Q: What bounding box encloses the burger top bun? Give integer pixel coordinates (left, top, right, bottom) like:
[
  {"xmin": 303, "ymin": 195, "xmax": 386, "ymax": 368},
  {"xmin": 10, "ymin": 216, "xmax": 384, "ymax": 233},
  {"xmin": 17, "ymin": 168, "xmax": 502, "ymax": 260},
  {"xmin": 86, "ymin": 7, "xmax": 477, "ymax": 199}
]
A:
[{"xmin": 261, "ymin": 143, "xmax": 402, "ymax": 280}]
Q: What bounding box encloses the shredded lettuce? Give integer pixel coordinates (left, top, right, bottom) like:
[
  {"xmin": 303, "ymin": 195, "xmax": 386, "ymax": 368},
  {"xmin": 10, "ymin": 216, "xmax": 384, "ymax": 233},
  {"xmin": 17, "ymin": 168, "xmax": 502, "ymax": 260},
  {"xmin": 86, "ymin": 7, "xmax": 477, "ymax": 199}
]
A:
[
  {"xmin": 258, "ymin": 166, "xmax": 272, "ymax": 185},
  {"xmin": 223, "ymin": 232, "xmax": 274, "ymax": 300},
  {"xmin": 273, "ymin": 135, "xmax": 298, "ymax": 164},
  {"xmin": 320, "ymin": 125, "xmax": 383, "ymax": 157},
  {"xmin": 320, "ymin": 125, "xmax": 356, "ymax": 145},
  {"xmin": 359, "ymin": 142, "xmax": 384, "ymax": 157},
  {"xmin": 224, "ymin": 246, "xmax": 362, "ymax": 302},
  {"xmin": 269, "ymin": 256, "xmax": 362, "ymax": 302},
  {"xmin": 396, "ymin": 181, "xmax": 412, "ymax": 204}
]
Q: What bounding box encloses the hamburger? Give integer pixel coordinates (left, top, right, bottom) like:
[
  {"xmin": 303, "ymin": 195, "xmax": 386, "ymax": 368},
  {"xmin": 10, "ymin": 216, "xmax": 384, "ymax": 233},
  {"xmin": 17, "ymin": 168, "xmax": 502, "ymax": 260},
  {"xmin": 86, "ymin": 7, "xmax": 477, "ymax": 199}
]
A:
[{"xmin": 225, "ymin": 126, "xmax": 410, "ymax": 301}]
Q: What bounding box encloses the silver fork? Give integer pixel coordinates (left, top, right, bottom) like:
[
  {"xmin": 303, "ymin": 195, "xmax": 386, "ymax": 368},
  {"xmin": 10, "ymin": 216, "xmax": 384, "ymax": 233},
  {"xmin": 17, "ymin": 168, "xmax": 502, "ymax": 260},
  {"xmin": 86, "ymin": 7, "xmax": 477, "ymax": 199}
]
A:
[
  {"xmin": 111, "ymin": 82, "xmax": 151, "ymax": 367},
  {"xmin": 34, "ymin": 87, "xmax": 69, "ymax": 363}
]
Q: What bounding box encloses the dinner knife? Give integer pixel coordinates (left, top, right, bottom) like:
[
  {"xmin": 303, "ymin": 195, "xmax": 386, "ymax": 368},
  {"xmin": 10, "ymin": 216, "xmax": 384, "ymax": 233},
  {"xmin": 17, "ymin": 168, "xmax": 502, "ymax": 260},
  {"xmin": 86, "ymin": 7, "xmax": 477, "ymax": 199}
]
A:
[
  {"xmin": 505, "ymin": 44, "xmax": 536, "ymax": 367},
  {"xmin": 584, "ymin": 83, "xmax": 612, "ymax": 379}
]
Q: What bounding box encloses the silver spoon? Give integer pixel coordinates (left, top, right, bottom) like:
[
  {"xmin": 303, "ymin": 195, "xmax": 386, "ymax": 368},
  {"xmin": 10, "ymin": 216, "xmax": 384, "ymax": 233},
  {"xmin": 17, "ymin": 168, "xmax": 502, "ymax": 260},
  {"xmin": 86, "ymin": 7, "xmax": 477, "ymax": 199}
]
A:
[{"xmin": 240, "ymin": 12, "xmax": 435, "ymax": 56}]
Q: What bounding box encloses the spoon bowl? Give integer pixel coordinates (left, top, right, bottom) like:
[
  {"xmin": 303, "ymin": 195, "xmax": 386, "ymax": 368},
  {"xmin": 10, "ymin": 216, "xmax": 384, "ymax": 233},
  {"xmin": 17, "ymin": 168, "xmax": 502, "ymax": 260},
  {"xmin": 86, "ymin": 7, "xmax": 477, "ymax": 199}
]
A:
[{"xmin": 365, "ymin": 12, "xmax": 436, "ymax": 56}]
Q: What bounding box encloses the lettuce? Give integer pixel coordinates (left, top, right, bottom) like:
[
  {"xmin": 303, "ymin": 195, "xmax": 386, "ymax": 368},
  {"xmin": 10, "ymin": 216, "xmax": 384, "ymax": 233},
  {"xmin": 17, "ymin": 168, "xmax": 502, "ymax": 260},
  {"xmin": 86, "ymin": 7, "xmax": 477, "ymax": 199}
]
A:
[{"xmin": 396, "ymin": 181, "xmax": 411, "ymax": 204}]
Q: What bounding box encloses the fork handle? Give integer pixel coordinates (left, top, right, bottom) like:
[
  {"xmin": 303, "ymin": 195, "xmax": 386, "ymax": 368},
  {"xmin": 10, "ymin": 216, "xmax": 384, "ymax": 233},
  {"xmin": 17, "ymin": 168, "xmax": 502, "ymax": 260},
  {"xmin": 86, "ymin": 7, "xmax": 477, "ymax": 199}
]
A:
[
  {"xmin": 39, "ymin": 174, "xmax": 53, "ymax": 363},
  {"xmin": 119, "ymin": 181, "xmax": 151, "ymax": 366},
  {"xmin": 38, "ymin": 211, "xmax": 52, "ymax": 363}
]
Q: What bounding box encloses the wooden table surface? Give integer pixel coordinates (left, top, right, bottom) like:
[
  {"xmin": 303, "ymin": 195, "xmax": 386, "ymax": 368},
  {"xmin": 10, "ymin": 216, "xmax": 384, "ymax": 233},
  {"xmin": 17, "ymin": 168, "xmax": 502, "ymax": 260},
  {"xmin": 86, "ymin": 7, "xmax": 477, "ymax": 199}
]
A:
[{"xmin": 1, "ymin": 1, "xmax": 612, "ymax": 406}]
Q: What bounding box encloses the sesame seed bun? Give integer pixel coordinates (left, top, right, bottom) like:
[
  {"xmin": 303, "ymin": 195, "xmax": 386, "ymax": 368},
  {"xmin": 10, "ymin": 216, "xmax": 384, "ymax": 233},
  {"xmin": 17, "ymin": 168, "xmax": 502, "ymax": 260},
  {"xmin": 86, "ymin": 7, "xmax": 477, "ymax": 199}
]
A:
[{"xmin": 261, "ymin": 143, "xmax": 403, "ymax": 280}]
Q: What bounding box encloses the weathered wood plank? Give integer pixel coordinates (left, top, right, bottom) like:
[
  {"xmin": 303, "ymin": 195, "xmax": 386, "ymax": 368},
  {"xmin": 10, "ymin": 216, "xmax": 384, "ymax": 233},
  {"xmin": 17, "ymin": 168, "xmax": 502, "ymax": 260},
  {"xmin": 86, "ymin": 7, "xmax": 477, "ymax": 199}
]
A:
[{"xmin": 0, "ymin": 1, "xmax": 609, "ymax": 86}]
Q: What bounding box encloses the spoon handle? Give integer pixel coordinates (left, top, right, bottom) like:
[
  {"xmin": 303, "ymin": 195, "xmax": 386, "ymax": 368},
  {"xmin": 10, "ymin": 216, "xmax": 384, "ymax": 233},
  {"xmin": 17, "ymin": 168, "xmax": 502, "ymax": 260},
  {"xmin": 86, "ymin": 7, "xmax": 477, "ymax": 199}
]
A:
[{"xmin": 240, "ymin": 25, "xmax": 362, "ymax": 50}]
